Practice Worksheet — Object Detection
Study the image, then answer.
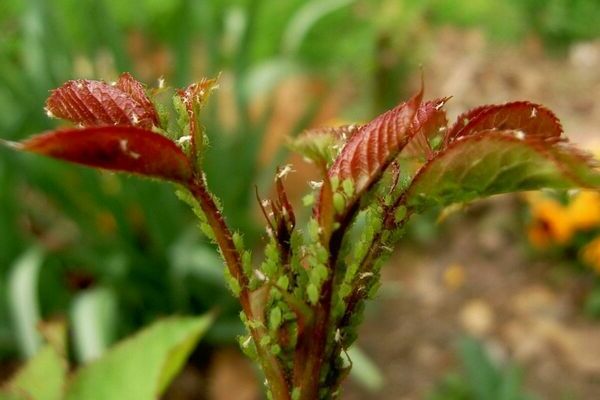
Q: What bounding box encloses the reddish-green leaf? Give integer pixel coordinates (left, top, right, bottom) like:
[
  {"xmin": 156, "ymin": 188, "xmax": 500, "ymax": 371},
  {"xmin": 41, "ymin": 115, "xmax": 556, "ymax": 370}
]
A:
[
  {"xmin": 445, "ymin": 101, "xmax": 562, "ymax": 144},
  {"xmin": 16, "ymin": 126, "xmax": 193, "ymax": 183},
  {"xmin": 290, "ymin": 124, "xmax": 361, "ymax": 168},
  {"xmin": 327, "ymin": 89, "xmax": 423, "ymax": 203},
  {"xmin": 405, "ymin": 131, "xmax": 600, "ymax": 209},
  {"xmin": 46, "ymin": 78, "xmax": 158, "ymax": 129}
]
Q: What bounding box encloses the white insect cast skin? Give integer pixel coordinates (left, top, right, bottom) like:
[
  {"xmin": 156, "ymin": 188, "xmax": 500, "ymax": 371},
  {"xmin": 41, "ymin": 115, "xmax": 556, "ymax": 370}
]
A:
[
  {"xmin": 277, "ymin": 164, "xmax": 294, "ymax": 179},
  {"xmin": 531, "ymin": 107, "xmax": 538, "ymax": 118},
  {"xmin": 119, "ymin": 139, "xmax": 141, "ymax": 159},
  {"xmin": 309, "ymin": 180, "xmax": 323, "ymax": 189}
]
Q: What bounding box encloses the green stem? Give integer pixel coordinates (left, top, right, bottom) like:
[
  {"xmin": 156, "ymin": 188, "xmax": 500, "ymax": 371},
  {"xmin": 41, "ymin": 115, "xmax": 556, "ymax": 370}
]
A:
[
  {"xmin": 296, "ymin": 224, "xmax": 347, "ymax": 400},
  {"xmin": 187, "ymin": 175, "xmax": 290, "ymax": 400}
]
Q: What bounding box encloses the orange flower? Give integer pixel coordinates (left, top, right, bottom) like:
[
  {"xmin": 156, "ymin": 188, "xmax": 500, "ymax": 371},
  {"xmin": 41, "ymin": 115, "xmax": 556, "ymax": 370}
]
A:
[
  {"xmin": 527, "ymin": 197, "xmax": 573, "ymax": 248},
  {"xmin": 567, "ymin": 190, "xmax": 600, "ymax": 231},
  {"xmin": 581, "ymin": 236, "xmax": 600, "ymax": 274}
]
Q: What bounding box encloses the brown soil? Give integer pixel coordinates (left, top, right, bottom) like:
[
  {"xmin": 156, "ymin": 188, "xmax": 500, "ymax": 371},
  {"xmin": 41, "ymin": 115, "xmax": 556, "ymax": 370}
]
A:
[{"xmin": 344, "ymin": 197, "xmax": 600, "ymax": 400}]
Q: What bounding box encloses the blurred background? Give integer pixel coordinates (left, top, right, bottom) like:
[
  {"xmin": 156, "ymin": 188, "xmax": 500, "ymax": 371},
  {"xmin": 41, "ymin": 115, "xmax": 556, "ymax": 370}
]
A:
[{"xmin": 1, "ymin": 0, "xmax": 600, "ymax": 398}]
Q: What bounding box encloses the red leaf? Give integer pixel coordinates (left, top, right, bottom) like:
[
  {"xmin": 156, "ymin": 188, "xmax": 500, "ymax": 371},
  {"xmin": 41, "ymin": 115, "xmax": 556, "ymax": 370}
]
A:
[
  {"xmin": 18, "ymin": 126, "xmax": 193, "ymax": 183},
  {"xmin": 444, "ymin": 104, "xmax": 492, "ymax": 140},
  {"xmin": 115, "ymin": 73, "xmax": 159, "ymax": 126},
  {"xmin": 46, "ymin": 78, "xmax": 158, "ymax": 129},
  {"xmin": 445, "ymin": 101, "xmax": 562, "ymax": 144},
  {"xmin": 402, "ymin": 97, "xmax": 449, "ymax": 158},
  {"xmin": 328, "ymin": 88, "xmax": 423, "ymax": 196}
]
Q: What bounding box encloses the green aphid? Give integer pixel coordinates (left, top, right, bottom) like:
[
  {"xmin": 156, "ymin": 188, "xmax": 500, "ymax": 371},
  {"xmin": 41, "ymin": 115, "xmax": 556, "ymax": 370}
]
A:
[
  {"xmin": 292, "ymin": 388, "xmax": 301, "ymax": 400},
  {"xmin": 262, "ymin": 259, "xmax": 278, "ymax": 277},
  {"xmin": 342, "ymin": 179, "xmax": 354, "ymax": 197},
  {"xmin": 200, "ymin": 222, "xmax": 216, "ymax": 241},
  {"xmin": 238, "ymin": 335, "xmax": 257, "ymax": 360},
  {"xmin": 276, "ymin": 275, "xmax": 289, "ymax": 290},
  {"xmin": 307, "ymin": 283, "xmax": 319, "ymax": 305},
  {"xmin": 333, "ymin": 192, "xmax": 346, "ymax": 214},
  {"xmin": 315, "ymin": 245, "xmax": 329, "ymax": 264},
  {"xmin": 265, "ymin": 241, "xmax": 280, "ymax": 262},
  {"xmin": 302, "ymin": 193, "xmax": 315, "ymax": 207},
  {"xmin": 232, "ymin": 232, "xmax": 244, "ymax": 251},
  {"xmin": 270, "ymin": 344, "xmax": 281, "ymax": 355},
  {"xmin": 330, "ymin": 176, "xmax": 340, "ymax": 192},
  {"xmin": 242, "ymin": 251, "xmax": 253, "ymax": 276},
  {"xmin": 313, "ymin": 264, "xmax": 329, "ymax": 282},
  {"xmin": 225, "ymin": 275, "xmax": 241, "ymax": 297},
  {"xmin": 394, "ymin": 205, "xmax": 407, "ymax": 222},
  {"xmin": 260, "ymin": 335, "xmax": 272, "ymax": 347},
  {"xmin": 307, "ymin": 219, "xmax": 320, "ymax": 242},
  {"xmin": 269, "ymin": 307, "xmax": 282, "ymax": 330}
]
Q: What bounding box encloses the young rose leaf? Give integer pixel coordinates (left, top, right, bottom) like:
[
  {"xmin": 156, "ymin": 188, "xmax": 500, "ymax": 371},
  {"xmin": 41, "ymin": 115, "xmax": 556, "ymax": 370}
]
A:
[
  {"xmin": 446, "ymin": 101, "xmax": 562, "ymax": 144},
  {"xmin": 115, "ymin": 73, "xmax": 159, "ymax": 126},
  {"xmin": 290, "ymin": 124, "xmax": 361, "ymax": 168},
  {"xmin": 444, "ymin": 104, "xmax": 493, "ymax": 140},
  {"xmin": 15, "ymin": 126, "xmax": 193, "ymax": 183},
  {"xmin": 177, "ymin": 78, "xmax": 219, "ymax": 162},
  {"xmin": 401, "ymin": 97, "xmax": 449, "ymax": 158},
  {"xmin": 46, "ymin": 78, "xmax": 158, "ymax": 129},
  {"xmin": 323, "ymin": 88, "xmax": 423, "ymax": 218},
  {"xmin": 405, "ymin": 131, "xmax": 600, "ymax": 209}
]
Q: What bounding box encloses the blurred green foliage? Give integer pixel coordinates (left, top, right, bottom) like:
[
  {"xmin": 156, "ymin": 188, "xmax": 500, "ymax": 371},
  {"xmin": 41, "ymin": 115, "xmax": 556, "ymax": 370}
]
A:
[
  {"xmin": 1, "ymin": 0, "xmax": 599, "ymax": 365},
  {"xmin": 429, "ymin": 0, "xmax": 600, "ymax": 45},
  {"xmin": 428, "ymin": 337, "xmax": 534, "ymax": 400},
  {"xmin": 1, "ymin": 316, "xmax": 212, "ymax": 400}
]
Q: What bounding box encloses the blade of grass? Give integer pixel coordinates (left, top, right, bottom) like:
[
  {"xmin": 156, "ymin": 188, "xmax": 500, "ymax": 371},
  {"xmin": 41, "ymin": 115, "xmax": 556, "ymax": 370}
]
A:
[{"xmin": 8, "ymin": 247, "xmax": 44, "ymax": 357}]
